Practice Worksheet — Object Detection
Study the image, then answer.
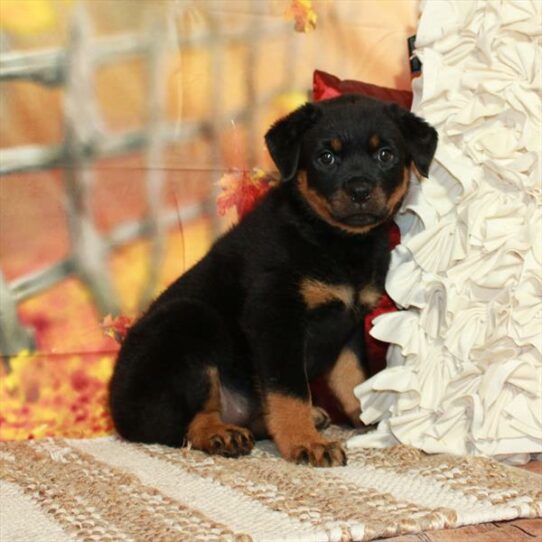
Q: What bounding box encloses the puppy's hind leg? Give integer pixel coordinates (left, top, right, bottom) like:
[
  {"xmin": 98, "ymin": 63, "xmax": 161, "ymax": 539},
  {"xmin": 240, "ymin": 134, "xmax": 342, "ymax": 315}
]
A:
[
  {"xmin": 109, "ymin": 299, "xmax": 254, "ymax": 456},
  {"xmin": 186, "ymin": 367, "xmax": 254, "ymax": 457}
]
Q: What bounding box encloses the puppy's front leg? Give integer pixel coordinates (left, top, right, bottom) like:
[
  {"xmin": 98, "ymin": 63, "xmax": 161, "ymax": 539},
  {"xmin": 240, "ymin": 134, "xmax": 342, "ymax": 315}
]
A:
[
  {"xmin": 243, "ymin": 278, "xmax": 346, "ymax": 467},
  {"xmin": 265, "ymin": 392, "xmax": 346, "ymax": 467},
  {"xmin": 325, "ymin": 326, "xmax": 366, "ymax": 427}
]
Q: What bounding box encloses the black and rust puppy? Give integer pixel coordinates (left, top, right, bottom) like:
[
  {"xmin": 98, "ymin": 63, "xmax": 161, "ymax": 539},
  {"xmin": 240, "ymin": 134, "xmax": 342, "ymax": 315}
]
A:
[{"xmin": 109, "ymin": 94, "xmax": 437, "ymax": 467}]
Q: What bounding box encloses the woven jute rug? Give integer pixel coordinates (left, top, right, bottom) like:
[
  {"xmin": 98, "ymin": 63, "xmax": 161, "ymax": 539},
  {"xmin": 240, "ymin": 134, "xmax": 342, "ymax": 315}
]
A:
[{"xmin": 1, "ymin": 427, "xmax": 540, "ymax": 542}]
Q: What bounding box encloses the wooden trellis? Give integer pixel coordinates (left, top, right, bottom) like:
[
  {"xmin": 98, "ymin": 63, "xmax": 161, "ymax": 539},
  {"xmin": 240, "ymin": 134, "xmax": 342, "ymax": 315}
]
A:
[{"xmin": 0, "ymin": 2, "xmax": 297, "ymax": 357}]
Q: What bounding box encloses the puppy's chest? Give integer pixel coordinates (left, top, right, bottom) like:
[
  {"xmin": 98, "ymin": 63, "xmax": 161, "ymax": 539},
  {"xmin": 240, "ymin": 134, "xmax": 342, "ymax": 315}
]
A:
[{"xmin": 299, "ymin": 275, "xmax": 383, "ymax": 314}]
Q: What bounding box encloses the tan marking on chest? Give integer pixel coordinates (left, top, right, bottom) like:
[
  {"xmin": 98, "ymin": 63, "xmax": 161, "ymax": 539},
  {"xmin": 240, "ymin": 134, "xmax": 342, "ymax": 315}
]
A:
[
  {"xmin": 358, "ymin": 284, "xmax": 383, "ymax": 310},
  {"xmin": 300, "ymin": 278, "xmax": 354, "ymax": 309}
]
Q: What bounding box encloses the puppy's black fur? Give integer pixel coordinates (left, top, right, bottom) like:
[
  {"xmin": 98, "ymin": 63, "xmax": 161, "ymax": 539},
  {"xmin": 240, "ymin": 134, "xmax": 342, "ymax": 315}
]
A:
[{"xmin": 109, "ymin": 95, "xmax": 437, "ymax": 467}]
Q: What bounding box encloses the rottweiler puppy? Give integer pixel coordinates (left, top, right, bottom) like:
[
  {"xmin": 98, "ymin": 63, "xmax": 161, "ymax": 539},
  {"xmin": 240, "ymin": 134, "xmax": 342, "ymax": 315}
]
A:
[{"xmin": 109, "ymin": 94, "xmax": 437, "ymax": 467}]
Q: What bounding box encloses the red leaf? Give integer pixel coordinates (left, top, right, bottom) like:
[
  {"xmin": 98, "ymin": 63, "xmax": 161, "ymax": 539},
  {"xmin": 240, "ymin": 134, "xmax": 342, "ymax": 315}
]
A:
[{"xmin": 100, "ymin": 315, "xmax": 133, "ymax": 343}]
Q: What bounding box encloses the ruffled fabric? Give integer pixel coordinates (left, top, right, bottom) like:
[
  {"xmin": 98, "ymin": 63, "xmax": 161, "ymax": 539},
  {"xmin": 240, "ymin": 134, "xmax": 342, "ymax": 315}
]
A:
[{"xmin": 348, "ymin": 0, "xmax": 542, "ymax": 464}]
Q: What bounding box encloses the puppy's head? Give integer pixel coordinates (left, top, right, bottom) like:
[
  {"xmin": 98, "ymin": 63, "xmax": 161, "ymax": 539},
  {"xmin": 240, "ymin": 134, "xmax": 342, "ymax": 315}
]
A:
[{"xmin": 265, "ymin": 95, "xmax": 438, "ymax": 234}]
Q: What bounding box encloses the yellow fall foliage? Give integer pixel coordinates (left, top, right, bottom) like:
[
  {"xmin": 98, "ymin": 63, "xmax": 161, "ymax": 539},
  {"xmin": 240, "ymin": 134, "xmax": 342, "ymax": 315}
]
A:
[
  {"xmin": 273, "ymin": 91, "xmax": 309, "ymax": 116},
  {"xmin": 0, "ymin": 0, "xmax": 71, "ymax": 35},
  {"xmin": 285, "ymin": 0, "xmax": 317, "ymax": 33}
]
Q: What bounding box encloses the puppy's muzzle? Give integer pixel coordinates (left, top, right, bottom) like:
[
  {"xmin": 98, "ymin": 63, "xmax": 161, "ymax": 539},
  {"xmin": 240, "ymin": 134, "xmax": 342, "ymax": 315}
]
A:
[{"xmin": 345, "ymin": 179, "xmax": 372, "ymax": 204}]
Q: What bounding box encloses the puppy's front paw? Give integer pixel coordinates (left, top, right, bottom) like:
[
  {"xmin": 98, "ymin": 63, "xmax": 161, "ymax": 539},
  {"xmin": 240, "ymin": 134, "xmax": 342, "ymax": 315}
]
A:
[{"xmin": 291, "ymin": 439, "xmax": 347, "ymax": 467}]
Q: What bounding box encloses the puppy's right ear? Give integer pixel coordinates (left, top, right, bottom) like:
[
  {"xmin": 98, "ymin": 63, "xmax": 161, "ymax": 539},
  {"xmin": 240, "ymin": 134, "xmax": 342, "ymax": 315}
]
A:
[{"xmin": 265, "ymin": 103, "xmax": 321, "ymax": 182}]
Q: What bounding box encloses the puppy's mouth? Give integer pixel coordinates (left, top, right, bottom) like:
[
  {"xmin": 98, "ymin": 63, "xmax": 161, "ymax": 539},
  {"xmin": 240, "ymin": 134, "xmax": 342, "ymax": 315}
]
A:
[
  {"xmin": 296, "ymin": 173, "xmax": 394, "ymax": 234},
  {"xmin": 328, "ymin": 186, "xmax": 391, "ymax": 229},
  {"xmin": 336, "ymin": 212, "xmax": 380, "ymax": 227}
]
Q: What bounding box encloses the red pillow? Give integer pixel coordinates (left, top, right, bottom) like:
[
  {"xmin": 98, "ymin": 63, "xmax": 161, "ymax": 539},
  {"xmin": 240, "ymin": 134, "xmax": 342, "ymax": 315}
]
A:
[
  {"xmin": 310, "ymin": 71, "xmax": 411, "ymax": 423},
  {"xmin": 313, "ymin": 69, "xmax": 413, "ymax": 109}
]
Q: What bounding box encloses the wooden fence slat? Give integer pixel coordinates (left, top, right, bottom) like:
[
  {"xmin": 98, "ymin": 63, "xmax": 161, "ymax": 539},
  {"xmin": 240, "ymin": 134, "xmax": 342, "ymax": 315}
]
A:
[
  {"xmin": 245, "ymin": 0, "xmax": 262, "ymax": 167},
  {"xmin": 62, "ymin": 5, "xmax": 119, "ymax": 316},
  {"xmin": 0, "ymin": 87, "xmax": 286, "ymax": 176},
  {"xmin": 10, "ymin": 260, "xmax": 76, "ymax": 303},
  {"xmin": 9, "ymin": 203, "xmax": 205, "ymax": 305},
  {"xmin": 138, "ymin": 8, "xmax": 169, "ymax": 311},
  {"xmin": 0, "ymin": 22, "xmax": 290, "ymax": 84},
  {"xmin": 0, "ymin": 124, "xmax": 197, "ymax": 176},
  {"xmin": 207, "ymin": 0, "xmax": 227, "ymax": 237},
  {"xmin": 0, "ymin": 271, "xmax": 35, "ymax": 358}
]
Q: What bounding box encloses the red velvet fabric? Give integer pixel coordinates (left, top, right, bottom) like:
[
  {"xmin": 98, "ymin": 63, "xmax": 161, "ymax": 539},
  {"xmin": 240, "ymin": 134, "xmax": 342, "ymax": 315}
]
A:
[
  {"xmin": 310, "ymin": 71, "xmax": 411, "ymax": 422},
  {"xmin": 313, "ymin": 69, "xmax": 413, "ymax": 110}
]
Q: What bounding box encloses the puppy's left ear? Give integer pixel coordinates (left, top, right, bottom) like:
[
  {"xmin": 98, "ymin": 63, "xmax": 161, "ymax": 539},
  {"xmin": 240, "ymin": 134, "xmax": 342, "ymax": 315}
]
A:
[
  {"xmin": 387, "ymin": 104, "xmax": 438, "ymax": 177},
  {"xmin": 265, "ymin": 103, "xmax": 321, "ymax": 182}
]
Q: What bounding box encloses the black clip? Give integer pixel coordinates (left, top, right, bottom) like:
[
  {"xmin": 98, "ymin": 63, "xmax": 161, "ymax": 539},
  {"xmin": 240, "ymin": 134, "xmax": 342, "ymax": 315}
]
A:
[{"xmin": 408, "ymin": 35, "xmax": 422, "ymax": 75}]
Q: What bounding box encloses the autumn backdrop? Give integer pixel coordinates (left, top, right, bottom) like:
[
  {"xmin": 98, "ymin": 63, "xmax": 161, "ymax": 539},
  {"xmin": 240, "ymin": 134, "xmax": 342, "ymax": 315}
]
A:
[{"xmin": 0, "ymin": 0, "xmax": 417, "ymax": 439}]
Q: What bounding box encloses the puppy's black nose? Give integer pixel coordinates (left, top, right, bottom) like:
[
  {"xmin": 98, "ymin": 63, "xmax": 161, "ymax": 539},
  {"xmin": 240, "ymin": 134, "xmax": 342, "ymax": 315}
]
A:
[{"xmin": 345, "ymin": 180, "xmax": 372, "ymax": 203}]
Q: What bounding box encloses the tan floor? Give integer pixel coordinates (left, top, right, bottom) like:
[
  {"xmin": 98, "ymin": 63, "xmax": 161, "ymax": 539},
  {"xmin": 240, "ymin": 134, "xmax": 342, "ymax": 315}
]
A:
[{"xmin": 381, "ymin": 461, "xmax": 542, "ymax": 542}]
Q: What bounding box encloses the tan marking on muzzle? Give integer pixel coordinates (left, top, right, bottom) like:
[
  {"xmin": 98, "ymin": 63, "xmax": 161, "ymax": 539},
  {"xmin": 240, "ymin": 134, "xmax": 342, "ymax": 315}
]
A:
[{"xmin": 296, "ymin": 171, "xmax": 378, "ymax": 235}]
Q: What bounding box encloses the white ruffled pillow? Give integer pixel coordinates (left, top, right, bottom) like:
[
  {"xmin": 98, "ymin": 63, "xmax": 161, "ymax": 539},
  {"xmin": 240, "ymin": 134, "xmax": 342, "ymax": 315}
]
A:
[{"xmin": 348, "ymin": 0, "xmax": 542, "ymax": 464}]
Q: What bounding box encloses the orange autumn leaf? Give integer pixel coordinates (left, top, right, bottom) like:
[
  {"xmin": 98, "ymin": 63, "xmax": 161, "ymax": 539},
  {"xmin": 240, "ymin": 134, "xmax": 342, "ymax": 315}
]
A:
[
  {"xmin": 216, "ymin": 168, "xmax": 279, "ymax": 219},
  {"xmin": 100, "ymin": 314, "xmax": 133, "ymax": 344},
  {"xmin": 286, "ymin": 0, "xmax": 317, "ymax": 33}
]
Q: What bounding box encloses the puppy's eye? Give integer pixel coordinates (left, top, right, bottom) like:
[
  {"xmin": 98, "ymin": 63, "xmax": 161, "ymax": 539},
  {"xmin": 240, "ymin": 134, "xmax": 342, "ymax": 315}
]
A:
[
  {"xmin": 377, "ymin": 148, "xmax": 394, "ymax": 163},
  {"xmin": 318, "ymin": 151, "xmax": 336, "ymax": 166}
]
